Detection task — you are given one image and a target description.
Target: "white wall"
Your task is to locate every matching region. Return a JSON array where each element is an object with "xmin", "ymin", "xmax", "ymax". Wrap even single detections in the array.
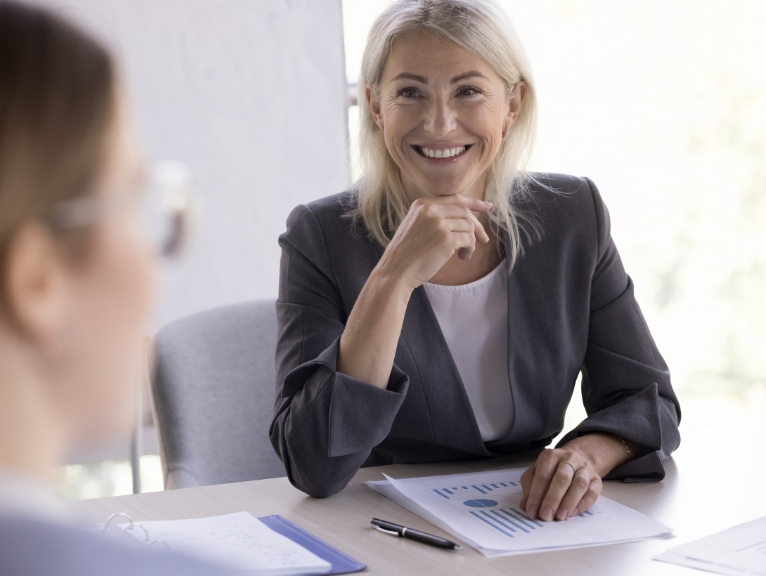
[{"xmin": 37, "ymin": 0, "xmax": 349, "ymax": 328}]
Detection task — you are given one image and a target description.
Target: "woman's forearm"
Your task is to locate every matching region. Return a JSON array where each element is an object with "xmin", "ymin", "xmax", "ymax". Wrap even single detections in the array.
[
  {"xmin": 337, "ymin": 266, "xmax": 413, "ymax": 389},
  {"xmin": 561, "ymin": 433, "xmax": 641, "ymax": 477}
]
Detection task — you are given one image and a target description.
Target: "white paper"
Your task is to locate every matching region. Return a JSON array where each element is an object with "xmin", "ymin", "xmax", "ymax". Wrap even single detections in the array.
[
  {"xmin": 119, "ymin": 512, "xmax": 331, "ymax": 575},
  {"xmin": 655, "ymin": 515, "xmax": 766, "ymax": 575},
  {"xmin": 367, "ymin": 468, "xmax": 673, "ymax": 557}
]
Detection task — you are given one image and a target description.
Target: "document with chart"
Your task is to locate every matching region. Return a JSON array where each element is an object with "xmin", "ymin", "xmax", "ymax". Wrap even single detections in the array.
[
  {"xmin": 655, "ymin": 515, "xmax": 766, "ymax": 575},
  {"xmin": 367, "ymin": 468, "xmax": 673, "ymax": 557}
]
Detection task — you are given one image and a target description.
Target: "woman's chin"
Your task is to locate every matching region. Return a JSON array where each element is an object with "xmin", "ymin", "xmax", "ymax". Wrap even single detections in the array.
[
  {"xmin": 412, "ymin": 178, "xmax": 472, "ymax": 199},
  {"xmin": 427, "ymin": 189, "xmax": 462, "ymax": 198}
]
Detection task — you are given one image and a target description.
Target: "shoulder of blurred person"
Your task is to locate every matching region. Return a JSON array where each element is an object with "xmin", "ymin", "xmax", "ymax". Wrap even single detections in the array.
[{"xmin": 0, "ymin": 515, "xmax": 238, "ymax": 576}]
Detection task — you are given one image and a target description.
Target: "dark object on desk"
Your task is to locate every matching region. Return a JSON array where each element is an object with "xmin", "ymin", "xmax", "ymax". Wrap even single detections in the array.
[
  {"xmin": 260, "ymin": 515, "xmax": 366, "ymax": 574},
  {"xmin": 370, "ymin": 518, "xmax": 462, "ymax": 551}
]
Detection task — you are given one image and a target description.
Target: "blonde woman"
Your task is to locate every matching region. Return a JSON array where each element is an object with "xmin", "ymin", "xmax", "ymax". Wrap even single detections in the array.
[
  {"xmin": 0, "ymin": 3, "xmax": 236, "ymax": 574},
  {"xmin": 271, "ymin": 0, "xmax": 680, "ymax": 523}
]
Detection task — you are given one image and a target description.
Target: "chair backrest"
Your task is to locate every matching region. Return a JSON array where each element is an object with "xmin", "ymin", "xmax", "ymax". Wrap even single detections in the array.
[{"xmin": 150, "ymin": 299, "xmax": 285, "ymax": 489}]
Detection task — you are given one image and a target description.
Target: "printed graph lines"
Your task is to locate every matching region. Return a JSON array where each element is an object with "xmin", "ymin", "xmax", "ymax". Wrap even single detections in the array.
[
  {"xmin": 736, "ymin": 538, "xmax": 766, "ymax": 555},
  {"xmin": 468, "ymin": 508, "xmax": 544, "ymax": 539},
  {"xmin": 432, "ymin": 481, "xmax": 519, "ymax": 499}
]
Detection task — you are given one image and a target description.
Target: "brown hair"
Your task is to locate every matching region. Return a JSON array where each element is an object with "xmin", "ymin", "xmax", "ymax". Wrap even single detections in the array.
[{"xmin": 0, "ymin": 1, "xmax": 116, "ymax": 275}]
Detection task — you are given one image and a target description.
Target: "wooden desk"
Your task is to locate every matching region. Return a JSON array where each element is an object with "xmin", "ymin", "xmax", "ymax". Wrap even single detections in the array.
[{"xmin": 67, "ymin": 424, "xmax": 766, "ymax": 575}]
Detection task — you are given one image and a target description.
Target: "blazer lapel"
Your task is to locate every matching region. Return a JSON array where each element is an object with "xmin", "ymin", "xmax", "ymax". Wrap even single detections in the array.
[
  {"xmin": 369, "ymin": 240, "xmax": 488, "ymax": 455},
  {"xmin": 497, "ymin": 229, "xmax": 564, "ymax": 445},
  {"xmin": 401, "ymin": 286, "xmax": 490, "ymax": 455}
]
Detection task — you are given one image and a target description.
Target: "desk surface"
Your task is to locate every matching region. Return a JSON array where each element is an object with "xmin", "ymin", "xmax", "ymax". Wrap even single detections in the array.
[{"xmin": 67, "ymin": 424, "xmax": 766, "ymax": 575}]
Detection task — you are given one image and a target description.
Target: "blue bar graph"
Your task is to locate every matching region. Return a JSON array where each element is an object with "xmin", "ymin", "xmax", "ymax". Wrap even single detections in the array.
[
  {"xmin": 468, "ymin": 507, "xmax": 544, "ymax": 539},
  {"xmin": 431, "ymin": 480, "xmax": 520, "ymax": 500}
]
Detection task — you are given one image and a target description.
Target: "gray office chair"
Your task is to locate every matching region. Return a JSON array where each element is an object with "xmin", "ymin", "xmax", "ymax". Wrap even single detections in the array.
[{"xmin": 150, "ymin": 299, "xmax": 286, "ymax": 489}]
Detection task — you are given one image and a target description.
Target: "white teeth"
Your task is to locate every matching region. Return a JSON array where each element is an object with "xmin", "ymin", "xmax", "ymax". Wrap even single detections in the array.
[{"xmin": 420, "ymin": 146, "xmax": 466, "ymax": 158}]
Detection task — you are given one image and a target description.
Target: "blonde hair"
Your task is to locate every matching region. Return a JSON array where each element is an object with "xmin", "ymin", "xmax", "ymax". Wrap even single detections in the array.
[{"xmin": 351, "ymin": 0, "xmax": 539, "ymax": 266}]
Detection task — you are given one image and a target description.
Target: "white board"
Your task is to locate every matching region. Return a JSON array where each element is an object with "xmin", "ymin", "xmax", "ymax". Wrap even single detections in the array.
[{"xmin": 31, "ymin": 0, "xmax": 349, "ymax": 328}]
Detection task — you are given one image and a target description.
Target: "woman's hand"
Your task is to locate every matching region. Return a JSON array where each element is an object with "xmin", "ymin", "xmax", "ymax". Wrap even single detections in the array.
[
  {"xmin": 519, "ymin": 447, "xmax": 602, "ymax": 522},
  {"xmin": 519, "ymin": 433, "xmax": 637, "ymax": 521},
  {"xmin": 337, "ymin": 193, "xmax": 491, "ymax": 389},
  {"xmin": 376, "ymin": 194, "xmax": 492, "ymax": 290}
]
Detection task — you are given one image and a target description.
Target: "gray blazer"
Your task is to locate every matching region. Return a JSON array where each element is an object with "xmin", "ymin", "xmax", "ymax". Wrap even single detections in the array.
[{"xmin": 270, "ymin": 173, "xmax": 681, "ymax": 498}]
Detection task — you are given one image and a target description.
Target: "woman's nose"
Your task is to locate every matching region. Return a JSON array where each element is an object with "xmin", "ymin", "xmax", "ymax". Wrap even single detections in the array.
[{"xmin": 423, "ymin": 98, "xmax": 457, "ymax": 137}]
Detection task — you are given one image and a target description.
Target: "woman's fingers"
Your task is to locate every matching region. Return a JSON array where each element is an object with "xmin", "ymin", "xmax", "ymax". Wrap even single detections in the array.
[
  {"xmin": 519, "ymin": 463, "xmax": 535, "ymax": 513},
  {"xmin": 522, "ymin": 448, "xmax": 603, "ymax": 522},
  {"xmin": 553, "ymin": 467, "xmax": 592, "ymax": 520},
  {"xmin": 428, "ymin": 193, "xmax": 493, "ymax": 213},
  {"xmin": 571, "ymin": 476, "xmax": 602, "ymax": 517},
  {"xmin": 537, "ymin": 460, "xmax": 582, "ymax": 521},
  {"xmin": 444, "ymin": 196, "xmax": 491, "ymax": 244},
  {"xmin": 523, "ymin": 450, "xmax": 560, "ymax": 520},
  {"xmin": 389, "ymin": 193, "xmax": 493, "ymax": 285},
  {"xmin": 452, "ymin": 231, "xmax": 477, "ymax": 260},
  {"xmin": 419, "ymin": 194, "xmax": 492, "ymax": 244},
  {"xmin": 436, "ymin": 203, "xmax": 490, "ymax": 244},
  {"xmin": 439, "ymin": 210, "xmax": 482, "ymax": 260}
]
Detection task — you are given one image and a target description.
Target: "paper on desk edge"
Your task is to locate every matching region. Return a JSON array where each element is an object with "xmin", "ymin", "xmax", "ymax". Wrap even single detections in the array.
[{"xmin": 368, "ymin": 475, "xmax": 674, "ymax": 558}]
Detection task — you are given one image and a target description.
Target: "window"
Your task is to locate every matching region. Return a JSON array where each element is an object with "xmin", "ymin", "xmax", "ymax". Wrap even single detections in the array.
[{"xmin": 343, "ymin": 0, "xmax": 766, "ymax": 433}]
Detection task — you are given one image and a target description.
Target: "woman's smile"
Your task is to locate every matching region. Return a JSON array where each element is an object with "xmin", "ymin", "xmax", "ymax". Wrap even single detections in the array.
[
  {"xmin": 370, "ymin": 31, "xmax": 517, "ymax": 201},
  {"xmin": 413, "ymin": 143, "xmax": 471, "ymax": 161}
]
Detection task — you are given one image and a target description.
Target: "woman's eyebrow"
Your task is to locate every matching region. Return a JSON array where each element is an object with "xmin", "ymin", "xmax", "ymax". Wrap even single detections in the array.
[
  {"xmin": 451, "ymin": 71, "xmax": 489, "ymax": 83},
  {"xmin": 391, "ymin": 72, "xmax": 428, "ymax": 83}
]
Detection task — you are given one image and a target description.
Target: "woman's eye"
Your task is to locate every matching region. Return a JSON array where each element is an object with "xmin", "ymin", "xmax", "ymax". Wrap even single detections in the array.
[
  {"xmin": 457, "ymin": 86, "xmax": 480, "ymax": 97},
  {"xmin": 397, "ymin": 87, "xmax": 420, "ymax": 98}
]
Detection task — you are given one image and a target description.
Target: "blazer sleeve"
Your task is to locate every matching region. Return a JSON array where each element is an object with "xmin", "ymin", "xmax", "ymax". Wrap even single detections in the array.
[
  {"xmin": 556, "ymin": 178, "xmax": 682, "ymax": 482},
  {"xmin": 269, "ymin": 204, "xmax": 410, "ymax": 498}
]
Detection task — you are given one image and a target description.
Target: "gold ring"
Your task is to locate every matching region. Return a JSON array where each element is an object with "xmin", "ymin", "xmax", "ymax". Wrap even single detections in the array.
[{"xmin": 561, "ymin": 461, "xmax": 577, "ymax": 474}]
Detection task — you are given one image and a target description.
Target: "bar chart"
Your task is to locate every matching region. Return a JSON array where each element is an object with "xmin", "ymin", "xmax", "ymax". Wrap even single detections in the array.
[{"xmin": 431, "ymin": 480, "xmax": 520, "ymax": 500}]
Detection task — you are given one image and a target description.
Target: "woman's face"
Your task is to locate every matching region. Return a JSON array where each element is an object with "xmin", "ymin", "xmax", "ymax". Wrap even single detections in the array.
[
  {"xmin": 369, "ymin": 31, "xmax": 524, "ymax": 202},
  {"xmin": 53, "ymin": 106, "xmax": 156, "ymax": 445}
]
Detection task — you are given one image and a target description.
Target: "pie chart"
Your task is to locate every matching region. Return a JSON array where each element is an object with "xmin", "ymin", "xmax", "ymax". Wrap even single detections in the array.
[{"xmin": 463, "ymin": 499, "xmax": 498, "ymax": 508}]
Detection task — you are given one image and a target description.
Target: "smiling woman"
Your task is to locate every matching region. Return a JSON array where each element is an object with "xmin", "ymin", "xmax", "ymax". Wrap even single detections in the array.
[
  {"xmin": 270, "ymin": 0, "xmax": 681, "ymax": 524},
  {"xmin": 353, "ymin": 1, "xmax": 537, "ymax": 266}
]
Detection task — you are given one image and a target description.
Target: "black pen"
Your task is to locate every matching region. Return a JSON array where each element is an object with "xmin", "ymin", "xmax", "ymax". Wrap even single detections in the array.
[{"xmin": 370, "ymin": 518, "xmax": 462, "ymax": 551}]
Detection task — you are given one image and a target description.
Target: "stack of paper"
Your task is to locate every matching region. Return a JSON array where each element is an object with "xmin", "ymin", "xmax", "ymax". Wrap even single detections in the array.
[
  {"xmin": 655, "ymin": 515, "xmax": 766, "ymax": 575},
  {"xmin": 119, "ymin": 512, "xmax": 331, "ymax": 575},
  {"xmin": 367, "ymin": 468, "xmax": 673, "ymax": 557}
]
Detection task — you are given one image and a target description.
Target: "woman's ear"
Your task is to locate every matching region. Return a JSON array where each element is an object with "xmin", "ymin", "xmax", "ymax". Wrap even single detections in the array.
[
  {"xmin": 366, "ymin": 85, "xmax": 385, "ymax": 132},
  {"xmin": 4, "ymin": 222, "xmax": 69, "ymax": 348},
  {"xmin": 503, "ymin": 81, "xmax": 527, "ymax": 135}
]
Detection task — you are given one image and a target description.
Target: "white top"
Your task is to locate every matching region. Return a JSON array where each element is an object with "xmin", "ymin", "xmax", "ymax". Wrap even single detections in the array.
[
  {"xmin": 0, "ymin": 469, "xmax": 71, "ymax": 524},
  {"xmin": 424, "ymin": 260, "xmax": 513, "ymax": 442}
]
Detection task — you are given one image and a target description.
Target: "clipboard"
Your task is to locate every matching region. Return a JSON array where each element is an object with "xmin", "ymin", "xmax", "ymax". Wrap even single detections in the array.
[{"xmin": 258, "ymin": 515, "xmax": 366, "ymax": 574}]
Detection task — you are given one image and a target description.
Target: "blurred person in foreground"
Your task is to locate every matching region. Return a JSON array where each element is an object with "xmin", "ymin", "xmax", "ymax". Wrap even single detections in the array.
[
  {"xmin": 0, "ymin": 2, "xmax": 234, "ymax": 574},
  {"xmin": 272, "ymin": 0, "xmax": 681, "ymax": 520}
]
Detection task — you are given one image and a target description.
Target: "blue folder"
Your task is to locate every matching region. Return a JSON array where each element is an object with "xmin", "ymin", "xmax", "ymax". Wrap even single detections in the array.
[{"xmin": 258, "ymin": 515, "xmax": 366, "ymax": 574}]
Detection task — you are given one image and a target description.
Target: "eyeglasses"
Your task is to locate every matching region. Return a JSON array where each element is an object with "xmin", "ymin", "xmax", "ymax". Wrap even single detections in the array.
[{"xmin": 46, "ymin": 161, "xmax": 199, "ymax": 259}]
